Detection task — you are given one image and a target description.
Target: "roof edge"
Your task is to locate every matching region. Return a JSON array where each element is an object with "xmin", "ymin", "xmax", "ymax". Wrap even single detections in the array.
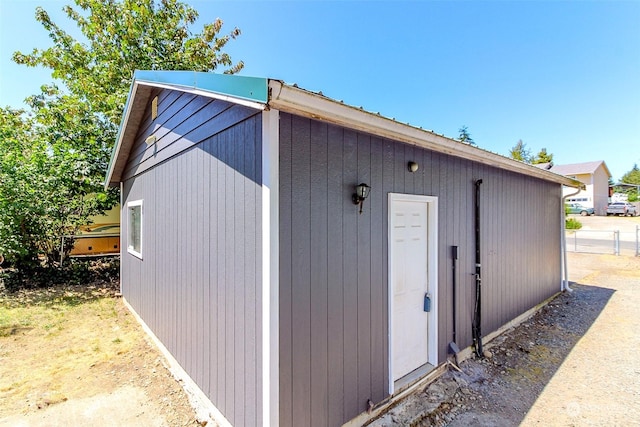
[
  {"xmin": 106, "ymin": 73, "xmax": 585, "ymax": 190},
  {"xmin": 551, "ymin": 160, "xmax": 612, "ymax": 179},
  {"xmin": 134, "ymin": 70, "xmax": 269, "ymax": 104},
  {"xmin": 267, "ymin": 80, "xmax": 583, "ymax": 189},
  {"xmin": 105, "ymin": 80, "xmax": 140, "ymax": 188}
]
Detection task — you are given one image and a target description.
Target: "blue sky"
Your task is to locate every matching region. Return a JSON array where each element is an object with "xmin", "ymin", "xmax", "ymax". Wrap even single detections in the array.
[{"xmin": 1, "ymin": 0, "xmax": 639, "ymax": 180}]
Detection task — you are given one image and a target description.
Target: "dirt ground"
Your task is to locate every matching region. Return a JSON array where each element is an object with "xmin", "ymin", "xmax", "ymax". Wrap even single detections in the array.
[
  {"xmin": 370, "ymin": 252, "xmax": 640, "ymax": 426},
  {"xmin": 0, "ymin": 282, "xmax": 200, "ymax": 427}
]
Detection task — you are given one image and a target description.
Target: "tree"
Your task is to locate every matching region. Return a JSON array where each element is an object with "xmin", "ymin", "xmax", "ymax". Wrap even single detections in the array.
[
  {"xmin": 507, "ymin": 142, "xmax": 554, "ymax": 165},
  {"xmin": 13, "ymin": 0, "xmax": 244, "ymax": 125},
  {"xmin": 509, "ymin": 139, "xmax": 532, "ymax": 163},
  {"xmin": 458, "ymin": 125, "xmax": 475, "ymax": 145},
  {"xmin": 620, "ymin": 164, "xmax": 640, "ymax": 184},
  {"xmin": 0, "ymin": 100, "xmax": 117, "ymax": 270},
  {"xmin": 5, "ymin": 0, "xmax": 244, "ymax": 269},
  {"xmin": 531, "ymin": 148, "xmax": 553, "ymax": 165},
  {"xmin": 0, "ymin": 108, "xmax": 44, "ymax": 269},
  {"xmin": 619, "ymin": 164, "xmax": 640, "ymax": 202}
]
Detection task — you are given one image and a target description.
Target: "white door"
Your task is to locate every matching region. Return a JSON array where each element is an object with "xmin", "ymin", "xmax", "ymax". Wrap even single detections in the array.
[{"xmin": 389, "ymin": 194, "xmax": 436, "ymax": 383}]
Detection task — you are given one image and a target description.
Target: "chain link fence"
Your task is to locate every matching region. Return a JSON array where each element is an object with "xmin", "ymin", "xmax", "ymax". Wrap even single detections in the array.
[{"xmin": 565, "ymin": 225, "xmax": 640, "ymax": 256}]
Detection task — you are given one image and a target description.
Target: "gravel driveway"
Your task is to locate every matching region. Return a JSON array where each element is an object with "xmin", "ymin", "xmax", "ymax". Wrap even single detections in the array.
[
  {"xmin": 521, "ymin": 253, "xmax": 640, "ymax": 426},
  {"xmin": 369, "ymin": 252, "xmax": 640, "ymax": 426}
]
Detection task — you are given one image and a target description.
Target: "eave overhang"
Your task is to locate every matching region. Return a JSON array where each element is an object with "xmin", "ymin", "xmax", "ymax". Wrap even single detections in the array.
[{"xmin": 267, "ymin": 80, "xmax": 584, "ymax": 190}]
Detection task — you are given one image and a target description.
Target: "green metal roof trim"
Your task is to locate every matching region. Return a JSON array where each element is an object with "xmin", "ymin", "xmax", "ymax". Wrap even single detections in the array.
[{"xmin": 134, "ymin": 70, "xmax": 268, "ymax": 103}]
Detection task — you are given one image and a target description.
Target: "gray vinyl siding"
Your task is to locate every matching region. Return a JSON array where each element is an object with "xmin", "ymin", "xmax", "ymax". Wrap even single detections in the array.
[
  {"xmin": 278, "ymin": 113, "xmax": 562, "ymax": 426},
  {"xmin": 120, "ymin": 89, "xmax": 263, "ymax": 427}
]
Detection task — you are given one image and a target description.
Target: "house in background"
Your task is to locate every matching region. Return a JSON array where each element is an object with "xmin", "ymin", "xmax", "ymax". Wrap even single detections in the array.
[
  {"xmin": 106, "ymin": 71, "xmax": 581, "ymax": 427},
  {"xmin": 548, "ymin": 161, "xmax": 611, "ymax": 215}
]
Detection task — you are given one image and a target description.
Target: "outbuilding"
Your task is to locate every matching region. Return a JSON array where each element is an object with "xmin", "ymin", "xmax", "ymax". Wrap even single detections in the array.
[{"xmin": 106, "ymin": 70, "xmax": 581, "ymax": 427}]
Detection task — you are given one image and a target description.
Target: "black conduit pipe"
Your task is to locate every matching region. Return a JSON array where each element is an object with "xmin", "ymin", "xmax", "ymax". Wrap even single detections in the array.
[
  {"xmin": 472, "ymin": 179, "xmax": 484, "ymax": 358},
  {"xmin": 452, "ymin": 246, "xmax": 458, "ymax": 346}
]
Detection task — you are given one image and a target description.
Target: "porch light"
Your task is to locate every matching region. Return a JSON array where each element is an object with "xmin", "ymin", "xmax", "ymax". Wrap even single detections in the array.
[{"xmin": 352, "ymin": 183, "xmax": 371, "ymax": 214}]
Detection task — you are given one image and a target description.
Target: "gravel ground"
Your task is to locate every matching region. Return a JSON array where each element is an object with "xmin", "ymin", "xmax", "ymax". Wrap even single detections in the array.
[{"xmin": 369, "ymin": 252, "xmax": 640, "ymax": 426}]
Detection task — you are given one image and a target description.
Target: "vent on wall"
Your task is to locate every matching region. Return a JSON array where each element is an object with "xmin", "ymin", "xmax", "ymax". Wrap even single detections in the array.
[{"xmin": 151, "ymin": 96, "xmax": 158, "ymax": 120}]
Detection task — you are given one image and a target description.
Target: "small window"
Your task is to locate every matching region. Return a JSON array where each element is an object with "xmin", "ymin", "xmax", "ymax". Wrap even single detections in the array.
[{"xmin": 127, "ymin": 200, "xmax": 143, "ymax": 259}]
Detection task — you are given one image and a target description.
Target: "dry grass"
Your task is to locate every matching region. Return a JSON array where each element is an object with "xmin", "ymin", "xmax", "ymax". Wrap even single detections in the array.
[
  {"xmin": 0, "ymin": 284, "xmax": 147, "ymax": 414},
  {"xmin": 0, "ymin": 280, "xmax": 199, "ymax": 426}
]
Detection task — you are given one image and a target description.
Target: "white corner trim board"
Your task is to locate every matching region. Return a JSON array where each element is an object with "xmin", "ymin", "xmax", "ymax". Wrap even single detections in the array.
[
  {"xmin": 119, "ymin": 182, "xmax": 124, "ymax": 295},
  {"xmin": 261, "ymin": 109, "xmax": 280, "ymax": 427}
]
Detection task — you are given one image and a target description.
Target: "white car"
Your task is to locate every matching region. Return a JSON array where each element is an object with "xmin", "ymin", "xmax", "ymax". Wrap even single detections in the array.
[{"xmin": 606, "ymin": 202, "xmax": 638, "ymax": 216}]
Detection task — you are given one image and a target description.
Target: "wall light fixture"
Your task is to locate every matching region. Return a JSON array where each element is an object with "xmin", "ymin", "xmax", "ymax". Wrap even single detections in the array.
[{"xmin": 352, "ymin": 183, "xmax": 371, "ymax": 214}]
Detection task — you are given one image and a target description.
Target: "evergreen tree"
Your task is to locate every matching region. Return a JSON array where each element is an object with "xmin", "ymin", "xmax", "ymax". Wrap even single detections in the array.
[
  {"xmin": 458, "ymin": 125, "xmax": 475, "ymax": 145},
  {"xmin": 532, "ymin": 148, "xmax": 553, "ymax": 164},
  {"xmin": 509, "ymin": 139, "xmax": 532, "ymax": 163}
]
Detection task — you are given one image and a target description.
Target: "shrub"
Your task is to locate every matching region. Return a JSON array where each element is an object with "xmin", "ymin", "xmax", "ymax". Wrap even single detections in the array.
[
  {"xmin": 565, "ymin": 218, "xmax": 582, "ymax": 230},
  {"xmin": 0, "ymin": 257, "xmax": 119, "ymax": 293}
]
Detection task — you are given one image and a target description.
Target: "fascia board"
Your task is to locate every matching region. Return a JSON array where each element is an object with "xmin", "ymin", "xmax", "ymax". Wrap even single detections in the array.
[
  {"xmin": 105, "ymin": 81, "xmax": 140, "ymax": 188},
  {"xmin": 267, "ymin": 80, "xmax": 584, "ymax": 190}
]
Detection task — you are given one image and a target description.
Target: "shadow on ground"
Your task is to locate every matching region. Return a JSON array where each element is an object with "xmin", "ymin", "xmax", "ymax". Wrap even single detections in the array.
[
  {"xmin": 447, "ymin": 283, "xmax": 614, "ymax": 427},
  {"xmin": 369, "ymin": 282, "xmax": 615, "ymax": 426}
]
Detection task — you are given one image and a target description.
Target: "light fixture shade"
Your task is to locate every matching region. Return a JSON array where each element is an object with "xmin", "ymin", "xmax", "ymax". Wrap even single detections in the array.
[
  {"xmin": 353, "ymin": 183, "xmax": 371, "ymax": 214},
  {"xmin": 356, "ymin": 183, "xmax": 371, "ymax": 199}
]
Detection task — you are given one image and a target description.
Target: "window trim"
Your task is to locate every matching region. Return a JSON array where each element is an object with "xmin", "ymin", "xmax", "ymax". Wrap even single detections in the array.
[{"xmin": 127, "ymin": 199, "xmax": 143, "ymax": 259}]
